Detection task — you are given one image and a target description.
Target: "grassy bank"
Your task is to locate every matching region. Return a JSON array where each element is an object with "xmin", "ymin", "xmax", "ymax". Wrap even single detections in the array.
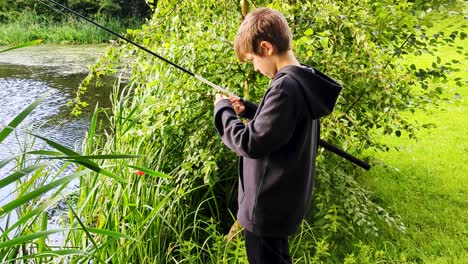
[
  {"xmin": 357, "ymin": 14, "xmax": 467, "ymax": 263},
  {"xmin": 0, "ymin": 10, "xmax": 143, "ymax": 45}
]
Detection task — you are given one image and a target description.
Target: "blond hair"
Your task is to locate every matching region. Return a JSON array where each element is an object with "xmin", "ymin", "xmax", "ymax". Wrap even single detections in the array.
[{"xmin": 234, "ymin": 8, "xmax": 292, "ymax": 61}]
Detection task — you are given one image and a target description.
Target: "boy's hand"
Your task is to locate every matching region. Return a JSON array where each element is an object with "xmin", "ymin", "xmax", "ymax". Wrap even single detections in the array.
[
  {"xmin": 225, "ymin": 220, "xmax": 243, "ymax": 242},
  {"xmin": 214, "ymin": 93, "xmax": 229, "ymax": 105},
  {"xmin": 214, "ymin": 94, "xmax": 245, "ymax": 116},
  {"xmin": 229, "ymin": 97, "xmax": 245, "ymax": 115}
]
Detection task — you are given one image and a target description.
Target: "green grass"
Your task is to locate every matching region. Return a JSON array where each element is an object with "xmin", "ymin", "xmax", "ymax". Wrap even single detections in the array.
[
  {"xmin": 358, "ymin": 14, "xmax": 468, "ymax": 263},
  {"xmin": 0, "ymin": 10, "xmax": 143, "ymax": 45}
]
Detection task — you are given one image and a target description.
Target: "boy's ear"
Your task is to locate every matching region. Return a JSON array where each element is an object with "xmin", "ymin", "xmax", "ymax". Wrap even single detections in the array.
[{"xmin": 259, "ymin": 41, "xmax": 275, "ymax": 56}]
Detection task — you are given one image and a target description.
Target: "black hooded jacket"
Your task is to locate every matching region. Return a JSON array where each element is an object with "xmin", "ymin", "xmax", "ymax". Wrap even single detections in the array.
[{"xmin": 214, "ymin": 65, "xmax": 341, "ymax": 236}]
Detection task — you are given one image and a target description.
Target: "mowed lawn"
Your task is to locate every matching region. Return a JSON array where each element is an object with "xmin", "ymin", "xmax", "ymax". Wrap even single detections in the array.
[{"xmin": 359, "ymin": 14, "xmax": 467, "ymax": 263}]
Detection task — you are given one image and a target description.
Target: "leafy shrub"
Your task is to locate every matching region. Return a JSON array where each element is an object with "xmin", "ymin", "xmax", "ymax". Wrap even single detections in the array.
[{"xmin": 0, "ymin": 0, "xmax": 151, "ymax": 22}]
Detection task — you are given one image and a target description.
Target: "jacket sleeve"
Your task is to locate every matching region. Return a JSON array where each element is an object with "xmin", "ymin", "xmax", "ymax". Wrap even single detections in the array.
[
  {"xmin": 214, "ymin": 87, "xmax": 297, "ymax": 159},
  {"xmin": 238, "ymin": 100, "xmax": 258, "ymax": 120}
]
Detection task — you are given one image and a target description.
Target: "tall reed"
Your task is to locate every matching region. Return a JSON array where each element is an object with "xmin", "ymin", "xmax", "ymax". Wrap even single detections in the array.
[
  {"xmin": 0, "ymin": 40, "xmax": 246, "ymax": 263},
  {"xmin": 0, "ymin": 92, "xmax": 154, "ymax": 262},
  {"xmin": 63, "ymin": 76, "xmax": 246, "ymax": 263}
]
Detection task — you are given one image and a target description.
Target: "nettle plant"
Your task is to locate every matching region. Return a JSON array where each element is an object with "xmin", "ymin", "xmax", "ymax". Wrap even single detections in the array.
[{"xmin": 72, "ymin": 0, "xmax": 463, "ymax": 258}]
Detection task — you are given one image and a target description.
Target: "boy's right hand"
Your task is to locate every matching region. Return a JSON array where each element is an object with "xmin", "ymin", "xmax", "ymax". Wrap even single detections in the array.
[{"xmin": 229, "ymin": 97, "xmax": 245, "ymax": 116}]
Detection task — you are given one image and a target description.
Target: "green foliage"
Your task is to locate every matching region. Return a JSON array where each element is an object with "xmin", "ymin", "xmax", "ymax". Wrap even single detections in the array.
[
  {"xmin": 0, "ymin": 0, "xmax": 151, "ymax": 22},
  {"xmin": 287, "ymin": 0, "xmax": 465, "ymax": 152},
  {"xmin": 0, "ymin": 0, "xmax": 151, "ymax": 44},
  {"xmin": 0, "ymin": 9, "xmax": 143, "ymax": 45},
  {"xmin": 0, "ymin": 39, "xmax": 43, "ymax": 53},
  {"xmin": 0, "ymin": 95, "xmax": 147, "ymax": 263},
  {"xmin": 2, "ymin": 0, "xmax": 465, "ymax": 263}
]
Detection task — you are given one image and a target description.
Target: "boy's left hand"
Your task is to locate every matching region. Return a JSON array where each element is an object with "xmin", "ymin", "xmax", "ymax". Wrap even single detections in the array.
[{"xmin": 214, "ymin": 94, "xmax": 229, "ymax": 105}]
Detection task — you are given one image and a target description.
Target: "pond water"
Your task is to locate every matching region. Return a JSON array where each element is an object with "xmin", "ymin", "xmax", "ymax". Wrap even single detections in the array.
[{"xmin": 0, "ymin": 45, "xmax": 113, "ymax": 233}]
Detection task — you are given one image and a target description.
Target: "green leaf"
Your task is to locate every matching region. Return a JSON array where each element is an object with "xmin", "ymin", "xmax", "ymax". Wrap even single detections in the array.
[
  {"xmin": 0, "ymin": 39, "xmax": 43, "ymax": 54},
  {"xmin": 28, "ymin": 150, "xmax": 63, "ymax": 156},
  {"xmin": 0, "ymin": 94, "xmax": 47, "ymax": 144},
  {"xmin": 66, "ymin": 198, "xmax": 100, "ymax": 254},
  {"xmin": 120, "ymin": 103, "xmax": 147, "ymax": 135},
  {"xmin": 0, "ymin": 169, "xmax": 90, "ymax": 215},
  {"xmin": 9, "ymin": 249, "xmax": 88, "ymax": 261},
  {"xmin": 38, "ymin": 212, "xmax": 48, "ymax": 252},
  {"xmin": 126, "ymin": 165, "xmax": 172, "ymax": 178},
  {"xmin": 41, "ymin": 154, "xmax": 143, "ymax": 160},
  {"xmin": 0, "ymin": 156, "xmax": 16, "ymax": 170},
  {"xmin": 0, "ymin": 151, "xmax": 61, "ymax": 171},
  {"xmin": 146, "ymin": 0, "xmax": 158, "ymax": 11},
  {"xmin": 73, "ymin": 160, "xmax": 126, "ymax": 183},
  {"xmin": 0, "ymin": 229, "xmax": 68, "ymax": 249},
  {"xmin": 88, "ymin": 104, "xmax": 99, "ymax": 150},
  {"xmin": 304, "ymin": 28, "xmax": 314, "ymax": 36},
  {"xmin": 137, "ymin": 189, "xmax": 175, "ymax": 240},
  {"xmin": 32, "ymin": 134, "xmax": 81, "ymax": 156},
  {"xmin": 0, "ymin": 227, "xmax": 133, "ymax": 252},
  {"xmin": 88, "ymin": 228, "xmax": 137, "ymax": 241},
  {"xmin": 1, "ymin": 191, "xmax": 73, "ymax": 238},
  {"xmin": 32, "ymin": 134, "xmax": 127, "ymax": 183},
  {"xmin": 0, "ymin": 162, "xmax": 51, "ymax": 189}
]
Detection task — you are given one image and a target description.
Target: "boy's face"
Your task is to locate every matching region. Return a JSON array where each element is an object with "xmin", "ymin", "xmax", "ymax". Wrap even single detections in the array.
[{"xmin": 245, "ymin": 51, "xmax": 277, "ymax": 80}]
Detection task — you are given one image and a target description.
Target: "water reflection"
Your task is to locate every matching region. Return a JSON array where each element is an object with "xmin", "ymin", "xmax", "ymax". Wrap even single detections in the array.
[{"xmin": 0, "ymin": 64, "xmax": 112, "ymax": 158}]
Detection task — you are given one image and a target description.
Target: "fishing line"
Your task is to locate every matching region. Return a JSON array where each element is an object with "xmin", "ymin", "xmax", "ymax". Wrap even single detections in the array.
[{"xmin": 37, "ymin": 0, "xmax": 370, "ymax": 170}]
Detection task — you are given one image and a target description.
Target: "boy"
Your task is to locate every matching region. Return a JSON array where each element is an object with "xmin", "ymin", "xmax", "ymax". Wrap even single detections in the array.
[{"xmin": 213, "ymin": 8, "xmax": 342, "ymax": 263}]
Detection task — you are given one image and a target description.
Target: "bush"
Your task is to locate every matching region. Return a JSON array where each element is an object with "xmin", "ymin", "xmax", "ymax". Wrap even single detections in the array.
[{"xmin": 0, "ymin": 0, "xmax": 151, "ymax": 22}]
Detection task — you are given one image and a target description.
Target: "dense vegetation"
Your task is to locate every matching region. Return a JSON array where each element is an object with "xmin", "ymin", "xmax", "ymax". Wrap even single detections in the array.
[
  {"xmin": 0, "ymin": 0, "xmax": 151, "ymax": 21},
  {"xmin": 0, "ymin": 0, "xmax": 466, "ymax": 263},
  {"xmin": 0, "ymin": 0, "xmax": 151, "ymax": 45}
]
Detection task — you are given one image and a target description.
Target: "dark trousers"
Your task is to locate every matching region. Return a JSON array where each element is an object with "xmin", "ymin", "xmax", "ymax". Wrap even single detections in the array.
[{"xmin": 244, "ymin": 229, "xmax": 293, "ymax": 264}]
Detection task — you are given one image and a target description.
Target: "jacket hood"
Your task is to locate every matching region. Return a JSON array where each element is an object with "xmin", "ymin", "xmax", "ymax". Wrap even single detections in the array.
[{"xmin": 275, "ymin": 65, "xmax": 342, "ymax": 119}]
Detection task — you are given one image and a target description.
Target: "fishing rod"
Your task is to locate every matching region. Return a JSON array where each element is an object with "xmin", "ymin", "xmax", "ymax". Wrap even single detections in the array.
[
  {"xmin": 39, "ymin": 0, "xmax": 370, "ymax": 170},
  {"xmin": 38, "ymin": 0, "xmax": 237, "ymax": 98}
]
